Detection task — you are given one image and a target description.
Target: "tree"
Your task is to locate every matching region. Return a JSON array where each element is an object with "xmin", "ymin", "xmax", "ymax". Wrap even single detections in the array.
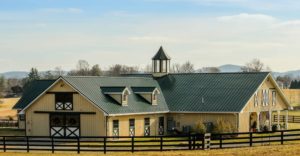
[
  {"xmin": 90, "ymin": 64, "xmax": 103, "ymax": 76},
  {"xmin": 28, "ymin": 68, "xmax": 40, "ymax": 81},
  {"xmin": 201, "ymin": 67, "xmax": 220, "ymax": 73},
  {"xmin": 68, "ymin": 60, "xmax": 90, "ymax": 76},
  {"xmin": 43, "ymin": 71, "xmax": 55, "ymax": 79},
  {"xmin": 0, "ymin": 76, "xmax": 5, "ymax": 97},
  {"xmin": 108, "ymin": 64, "xmax": 139, "ymax": 76},
  {"xmin": 76, "ymin": 60, "xmax": 90, "ymax": 76},
  {"xmin": 277, "ymin": 75, "xmax": 292, "ymax": 89},
  {"xmin": 53, "ymin": 66, "xmax": 65, "ymax": 77},
  {"xmin": 171, "ymin": 61, "xmax": 195, "ymax": 73},
  {"xmin": 241, "ymin": 59, "xmax": 271, "ymax": 72}
]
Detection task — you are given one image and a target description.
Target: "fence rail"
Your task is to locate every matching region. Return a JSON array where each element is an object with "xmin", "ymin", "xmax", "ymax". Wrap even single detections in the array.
[
  {"xmin": 0, "ymin": 120, "xmax": 18, "ymax": 128},
  {"xmin": 1, "ymin": 129, "xmax": 300, "ymax": 154},
  {"xmin": 273, "ymin": 115, "xmax": 300, "ymax": 123}
]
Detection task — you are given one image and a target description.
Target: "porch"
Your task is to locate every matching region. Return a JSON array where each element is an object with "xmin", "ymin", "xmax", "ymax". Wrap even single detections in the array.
[{"xmin": 249, "ymin": 110, "xmax": 289, "ymax": 132}]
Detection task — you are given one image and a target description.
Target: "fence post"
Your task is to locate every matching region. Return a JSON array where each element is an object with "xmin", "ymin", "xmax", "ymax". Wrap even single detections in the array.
[
  {"xmin": 51, "ymin": 137, "xmax": 54, "ymax": 153},
  {"xmin": 193, "ymin": 135, "xmax": 196, "ymax": 150},
  {"xmin": 219, "ymin": 134, "xmax": 223, "ymax": 149},
  {"xmin": 202, "ymin": 135, "xmax": 205, "ymax": 150},
  {"xmin": 104, "ymin": 137, "xmax": 106, "ymax": 154},
  {"xmin": 281, "ymin": 131, "xmax": 284, "ymax": 145},
  {"xmin": 160, "ymin": 136, "xmax": 163, "ymax": 151},
  {"xmin": 250, "ymin": 133, "xmax": 253, "ymax": 147},
  {"xmin": 77, "ymin": 137, "xmax": 80, "ymax": 154},
  {"xmin": 188, "ymin": 135, "xmax": 192, "ymax": 150},
  {"xmin": 131, "ymin": 137, "xmax": 134, "ymax": 153},
  {"xmin": 3, "ymin": 136, "xmax": 6, "ymax": 152},
  {"xmin": 26, "ymin": 136, "xmax": 29, "ymax": 152}
]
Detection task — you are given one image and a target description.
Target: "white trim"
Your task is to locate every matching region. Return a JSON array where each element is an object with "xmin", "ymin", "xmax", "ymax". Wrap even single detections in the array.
[
  {"xmin": 21, "ymin": 77, "xmax": 108, "ymax": 116},
  {"xmin": 61, "ymin": 77, "xmax": 109, "ymax": 115},
  {"xmin": 170, "ymin": 111, "xmax": 239, "ymax": 114},
  {"xmin": 20, "ymin": 78, "xmax": 62, "ymax": 114},
  {"xmin": 240, "ymin": 73, "xmax": 292, "ymax": 113},
  {"xmin": 109, "ymin": 111, "xmax": 169, "ymax": 116}
]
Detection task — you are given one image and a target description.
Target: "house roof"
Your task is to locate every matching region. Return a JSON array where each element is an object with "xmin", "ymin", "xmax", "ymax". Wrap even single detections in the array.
[
  {"xmin": 61, "ymin": 76, "xmax": 169, "ymax": 115},
  {"xmin": 14, "ymin": 72, "xmax": 274, "ymax": 114},
  {"xmin": 131, "ymin": 87, "xmax": 157, "ymax": 93},
  {"xmin": 157, "ymin": 72, "xmax": 270, "ymax": 112},
  {"xmin": 13, "ymin": 80, "xmax": 56, "ymax": 109},
  {"xmin": 101, "ymin": 87, "xmax": 127, "ymax": 94},
  {"xmin": 152, "ymin": 46, "xmax": 171, "ymax": 60}
]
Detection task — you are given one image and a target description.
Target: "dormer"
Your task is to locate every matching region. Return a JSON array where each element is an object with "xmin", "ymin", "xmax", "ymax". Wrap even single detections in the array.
[
  {"xmin": 101, "ymin": 87, "xmax": 131, "ymax": 106},
  {"xmin": 132, "ymin": 87, "xmax": 160, "ymax": 105},
  {"xmin": 152, "ymin": 46, "xmax": 171, "ymax": 77}
]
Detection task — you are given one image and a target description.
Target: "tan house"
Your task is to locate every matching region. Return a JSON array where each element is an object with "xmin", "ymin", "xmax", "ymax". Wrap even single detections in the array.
[{"xmin": 14, "ymin": 47, "xmax": 292, "ymax": 137}]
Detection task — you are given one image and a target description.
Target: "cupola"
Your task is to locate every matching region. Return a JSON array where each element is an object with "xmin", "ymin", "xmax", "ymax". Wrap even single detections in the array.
[{"xmin": 152, "ymin": 46, "xmax": 171, "ymax": 77}]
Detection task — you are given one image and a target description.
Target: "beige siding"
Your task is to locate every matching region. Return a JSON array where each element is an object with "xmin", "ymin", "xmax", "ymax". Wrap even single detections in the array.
[
  {"xmin": 240, "ymin": 76, "xmax": 289, "ymax": 131},
  {"xmin": 169, "ymin": 113, "xmax": 238, "ymax": 132},
  {"xmin": 107, "ymin": 114, "xmax": 166, "ymax": 136},
  {"xmin": 283, "ymin": 89, "xmax": 300, "ymax": 106},
  {"xmin": 25, "ymin": 80, "xmax": 106, "ymax": 136}
]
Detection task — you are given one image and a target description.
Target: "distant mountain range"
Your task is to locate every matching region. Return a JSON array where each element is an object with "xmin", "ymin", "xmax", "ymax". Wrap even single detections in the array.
[
  {"xmin": 218, "ymin": 64, "xmax": 300, "ymax": 78},
  {"xmin": 1, "ymin": 65, "xmax": 300, "ymax": 79}
]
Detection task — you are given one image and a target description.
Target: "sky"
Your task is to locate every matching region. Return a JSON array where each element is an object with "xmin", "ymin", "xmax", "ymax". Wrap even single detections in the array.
[{"xmin": 1, "ymin": 0, "xmax": 300, "ymax": 73}]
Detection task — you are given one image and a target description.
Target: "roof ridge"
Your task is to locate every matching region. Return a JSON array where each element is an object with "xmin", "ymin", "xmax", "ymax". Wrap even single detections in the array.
[
  {"xmin": 168, "ymin": 72, "xmax": 270, "ymax": 75},
  {"xmin": 62, "ymin": 76, "xmax": 154, "ymax": 80}
]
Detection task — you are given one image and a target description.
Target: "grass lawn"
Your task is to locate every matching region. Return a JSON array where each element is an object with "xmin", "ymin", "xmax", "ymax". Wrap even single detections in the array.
[
  {"xmin": 0, "ymin": 98, "xmax": 20, "ymax": 120},
  {"xmin": 1, "ymin": 144, "xmax": 300, "ymax": 156},
  {"xmin": 0, "ymin": 128, "xmax": 25, "ymax": 136}
]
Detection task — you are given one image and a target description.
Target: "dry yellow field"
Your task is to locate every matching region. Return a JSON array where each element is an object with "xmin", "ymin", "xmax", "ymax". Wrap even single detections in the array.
[
  {"xmin": 0, "ymin": 144, "xmax": 300, "ymax": 156},
  {"xmin": 0, "ymin": 98, "xmax": 20, "ymax": 120}
]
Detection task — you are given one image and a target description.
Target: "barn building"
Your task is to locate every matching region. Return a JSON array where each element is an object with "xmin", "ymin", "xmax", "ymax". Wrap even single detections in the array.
[{"xmin": 14, "ymin": 47, "xmax": 292, "ymax": 137}]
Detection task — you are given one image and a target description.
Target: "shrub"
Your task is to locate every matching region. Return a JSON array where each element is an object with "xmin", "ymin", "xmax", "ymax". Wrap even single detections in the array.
[
  {"xmin": 195, "ymin": 121, "xmax": 206, "ymax": 134},
  {"xmin": 7, "ymin": 116, "xmax": 14, "ymax": 121},
  {"xmin": 213, "ymin": 118, "xmax": 237, "ymax": 133}
]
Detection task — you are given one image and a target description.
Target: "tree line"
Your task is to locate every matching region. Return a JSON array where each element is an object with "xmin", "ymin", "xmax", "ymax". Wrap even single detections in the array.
[{"xmin": 0, "ymin": 58, "xmax": 297, "ymax": 97}]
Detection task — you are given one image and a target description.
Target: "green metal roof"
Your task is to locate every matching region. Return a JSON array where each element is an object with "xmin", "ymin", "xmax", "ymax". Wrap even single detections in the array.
[
  {"xmin": 13, "ymin": 80, "xmax": 56, "ymax": 109},
  {"xmin": 100, "ymin": 87, "xmax": 126, "ymax": 94},
  {"xmin": 14, "ymin": 72, "xmax": 270, "ymax": 114},
  {"xmin": 62, "ymin": 76, "xmax": 169, "ymax": 114},
  {"xmin": 157, "ymin": 72, "xmax": 269, "ymax": 112},
  {"xmin": 152, "ymin": 46, "xmax": 171, "ymax": 60},
  {"xmin": 131, "ymin": 87, "xmax": 157, "ymax": 93}
]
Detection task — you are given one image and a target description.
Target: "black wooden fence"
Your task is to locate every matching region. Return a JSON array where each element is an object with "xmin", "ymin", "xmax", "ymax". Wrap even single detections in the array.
[
  {"xmin": 273, "ymin": 115, "xmax": 300, "ymax": 123},
  {"xmin": 1, "ymin": 129, "xmax": 300, "ymax": 154},
  {"xmin": 0, "ymin": 120, "xmax": 18, "ymax": 128}
]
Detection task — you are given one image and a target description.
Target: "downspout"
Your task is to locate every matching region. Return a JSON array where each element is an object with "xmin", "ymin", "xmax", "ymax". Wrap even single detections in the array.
[{"xmin": 105, "ymin": 116, "xmax": 108, "ymax": 136}]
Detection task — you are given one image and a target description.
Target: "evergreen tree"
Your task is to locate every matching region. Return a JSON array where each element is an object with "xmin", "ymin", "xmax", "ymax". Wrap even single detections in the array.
[
  {"xmin": 290, "ymin": 80, "xmax": 296, "ymax": 89},
  {"xmin": 90, "ymin": 64, "xmax": 102, "ymax": 76},
  {"xmin": 28, "ymin": 68, "xmax": 40, "ymax": 81}
]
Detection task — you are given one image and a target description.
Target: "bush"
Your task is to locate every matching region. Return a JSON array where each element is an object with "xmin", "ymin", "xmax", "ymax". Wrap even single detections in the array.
[
  {"xmin": 195, "ymin": 121, "xmax": 206, "ymax": 134},
  {"xmin": 213, "ymin": 118, "xmax": 237, "ymax": 133}
]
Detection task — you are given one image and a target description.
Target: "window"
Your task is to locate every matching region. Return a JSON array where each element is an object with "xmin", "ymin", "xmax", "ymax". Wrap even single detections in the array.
[
  {"xmin": 144, "ymin": 118, "xmax": 150, "ymax": 136},
  {"xmin": 19, "ymin": 114, "xmax": 25, "ymax": 121},
  {"xmin": 122, "ymin": 90, "xmax": 129, "ymax": 105},
  {"xmin": 129, "ymin": 119, "xmax": 135, "ymax": 136},
  {"xmin": 113, "ymin": 120, "xmax": 119, "ymax": 137},
  {"xmin": 254, "ymin": 92, "xmax": 258, "ymax": 107},
  {"xmin": 272, "ymin": 91, "xmax": 277, "ymax": 106},
  {"xmin": 262, "ymin": 89, "xmax": 269, "ymax": 106},
  {"xmin": 159, "ymin": 117, "xmax": 164, "ymax": 135},
  {"xmin": 55, "ymin": 93, "xmax": 73, "ymax": 110}
]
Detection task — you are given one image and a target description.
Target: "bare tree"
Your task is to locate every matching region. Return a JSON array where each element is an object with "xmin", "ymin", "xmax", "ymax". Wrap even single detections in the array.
[
  {"xmin": 241, "ymin": 59, "xmax": 271, "ymax": 72},
  {"xmin": 143, "ymin": 64, "xmax": 152, "ymax": 73},
  {"xmin": 54, "ymin": 66, "xmax": 65, "ymax": 76},
  {"xmin": 108, "ymin": 64, "xmax": 139, "ymax": 76},
  {"xmin": 76, "ymin": 60, "xmax": 90, "ymax": 76},
  {"xmin": 276, "ymin": 75, "xmax": 292, "ymax": 89},
  {"xmin": 171, "ymin": 61, "xmax": 195, "ymax": 73},
  {"xmin": 201, "ymin": 67, "xmax": 220, "ymax": 73}
]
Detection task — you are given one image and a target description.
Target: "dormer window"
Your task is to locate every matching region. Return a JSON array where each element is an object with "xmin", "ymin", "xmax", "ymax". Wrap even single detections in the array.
[
  {"xmin": 101, "ymin": 87, "xmax": 130, "ymax": 106},
  {"xmin": 55, "ymin": 93, "xmax": 73, "ymax": 110},
  {"xmin": 132, "ymin": 87, "xmax": 160, "ymax": 105}
]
